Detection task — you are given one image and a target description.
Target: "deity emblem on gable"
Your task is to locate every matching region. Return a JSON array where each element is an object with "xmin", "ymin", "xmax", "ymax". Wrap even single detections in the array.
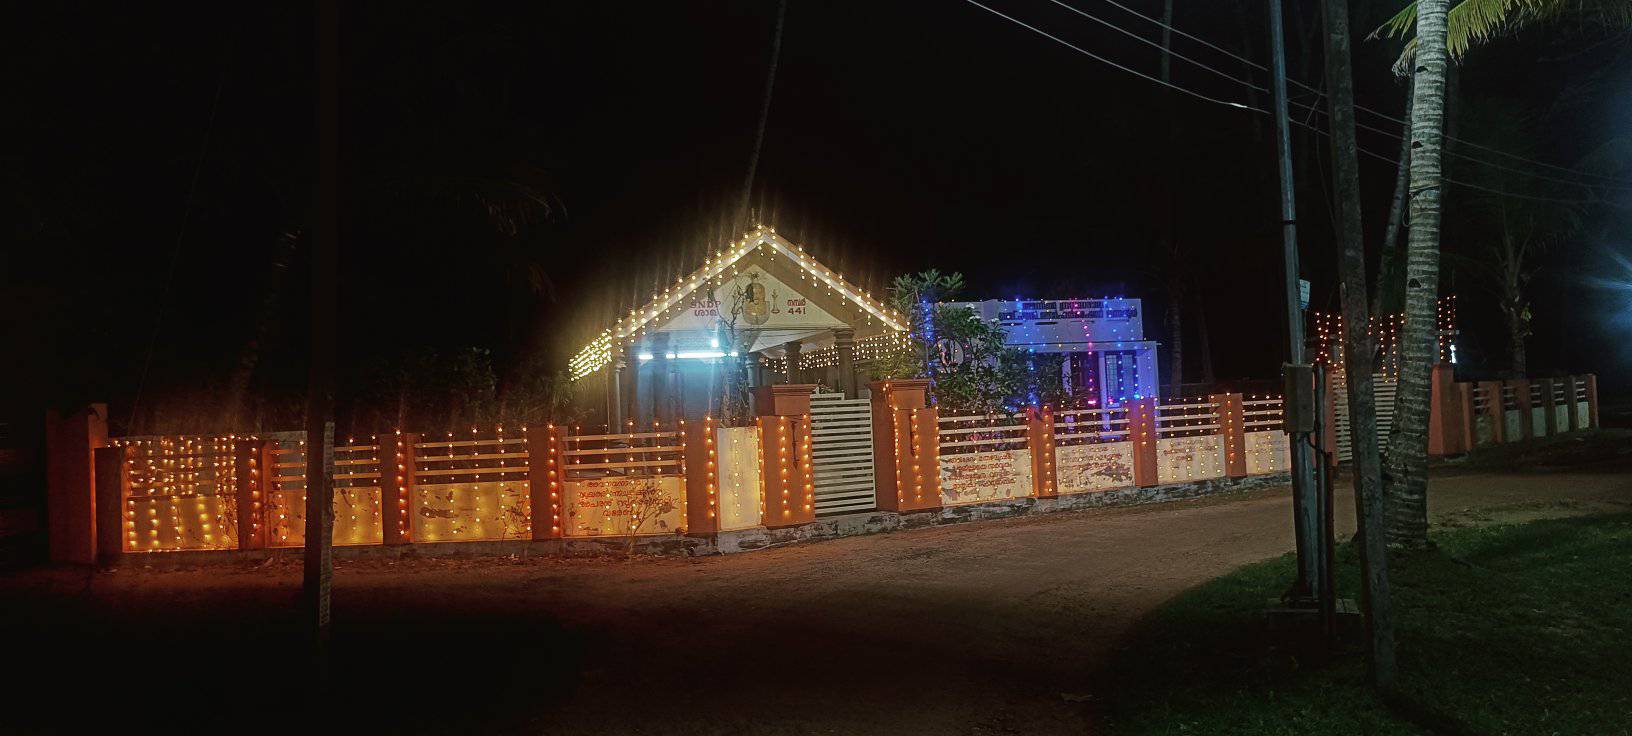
[{"xmin": 741, "ymin": 272, "xmax": 770, "ymax": 326}]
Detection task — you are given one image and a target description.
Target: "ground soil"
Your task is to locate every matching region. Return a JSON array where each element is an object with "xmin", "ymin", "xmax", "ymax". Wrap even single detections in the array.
[{"xmin": 5, "ymin": 446, "xmax": 1630, "ymax": 735}]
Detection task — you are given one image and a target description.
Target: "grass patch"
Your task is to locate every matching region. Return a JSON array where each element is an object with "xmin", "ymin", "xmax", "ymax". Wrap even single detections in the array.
[{"xmin": 1103, "ymin": 513, "xmax": 1632, "ymax": 735}]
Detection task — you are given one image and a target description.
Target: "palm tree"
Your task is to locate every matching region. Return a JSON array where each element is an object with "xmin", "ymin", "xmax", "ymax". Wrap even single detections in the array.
[
  {"xmin": 1374, "ymin": 0, "xmax": 1628, "ymax": 547},
  {"xmin": 1381, "ymin": 0, "xmax": 1452, "ymax": 549}
]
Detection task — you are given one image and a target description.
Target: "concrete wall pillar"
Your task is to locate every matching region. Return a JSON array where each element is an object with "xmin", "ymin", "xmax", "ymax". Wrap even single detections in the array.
[
  {"xmin": 1563, "ymin": 375, "xmax": 1582, "ymax": 432},
  {"xmin": 1027, "ymin": 406, "xmax": 1058, "ymax": 497},
  {"xmin": 1428, "ymin": 363, "xmax": 1465, "ymax": 456},
  {"xmin": 94, "ymin": 446, "xmax": 127, "ymax": 566},
  {"xmin": 1458, "ymin": 382, "xmax": 1477, "ymax": 450},
  {"xmin": 1508, "ymin": 378, "xmax": 1533, "ymax": 440},
  {"xmin": 46, "ymin": 403, "xmax": 108, "ymax": 564},
  {"xmin": 681, "ymin": 418, "xmax": 719, "ymax": 535},
  {"xmin": 1537, "ymin": 378, "xmax": 1559, "ymax": 436},
  {"xmin": 527, "ymin": 426, "xmax": 565, "ymax": 540},
  {"xmin": 381, "ymin": 432, "xmax": 418, "ymax": 545},
  {"xmin": 1479, "ymin": 380, "xmax": 1506, "ymax": 443},
  {"xmin": 751, "ymin": 384, "xmax": 817, "ymax": 528},
  {"xmin": 1128, "ymin": 397, "xmax": 1159, "ymax": 487},
  {"xmin": 233, "ymin": 439, "xmax": 274, "ymax": 550},
  {"xmin": 868, "ymin": 380, "xmax": 939, "ymax": 513},
  {"xmin": 1585, "ymin": 374, "xmax": 1599, "ymax": 429},
  {"xmin": 1211, "ymin": 393, "xmax": 1248, "ymax": 478}
]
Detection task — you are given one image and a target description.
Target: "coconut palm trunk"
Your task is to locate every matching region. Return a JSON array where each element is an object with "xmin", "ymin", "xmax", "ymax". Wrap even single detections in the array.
[
  {"xmin": 1322, "ymin": 0, "xmax": 1396, "ymax": 688},
  {"xmin": 1383, "ymin": 0, "xmax": 1450, "ymax": 549},
  {"xmin": 1372, "ymin": 89, "xmax": 1412, "ymax": 318}
]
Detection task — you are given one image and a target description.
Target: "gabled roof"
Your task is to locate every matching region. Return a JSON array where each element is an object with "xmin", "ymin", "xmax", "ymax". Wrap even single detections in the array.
[{"xmin": 570, "ymin": 225, "xmax": 906, "ymax": 379}]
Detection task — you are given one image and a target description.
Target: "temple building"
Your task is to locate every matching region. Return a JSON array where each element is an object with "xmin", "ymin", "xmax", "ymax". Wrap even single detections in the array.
[
  {"xmin": 568, "ymin": 226, "xmax": 908, "ymax": 427},
  {"xmin": 568, "ymin": 226, "xmax": 1162, "ymax": 427}
]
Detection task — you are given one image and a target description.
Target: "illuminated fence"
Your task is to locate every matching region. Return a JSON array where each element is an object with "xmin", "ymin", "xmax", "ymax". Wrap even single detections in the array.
[
  {"xmin": 936, "ymin": 413, "xmax": 1033, "ymax": 506},
  {"xmin": 1243, "ymin": 397, "xmax": 1290, "ymax": 476},
  {"xmin": 112, "ymin": 435, "xmax": 242, "ymax": 552},
  {"xmin": 76, "ymin": 375, "xmax": 1595, "ymax": 560},
  {"xmin": 98, "ymin": 423, "xmax": 711, "ymax": 554},
  {"xmin": 559, "ymin": 427, "xmax": 687, "ymax": 537},
  {"xmin": 1155, "ymin": 398, "xmax": 1225, "ymax": 484},
  {"xmin": 1052, "ymin": 406, "xmax": 1134, "ymax": 493}
]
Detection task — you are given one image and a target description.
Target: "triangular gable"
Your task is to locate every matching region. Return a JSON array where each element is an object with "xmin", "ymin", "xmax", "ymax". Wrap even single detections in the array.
[{"xmin": 570, "ymin": 225, "xmax": 905, "ymax": 378}]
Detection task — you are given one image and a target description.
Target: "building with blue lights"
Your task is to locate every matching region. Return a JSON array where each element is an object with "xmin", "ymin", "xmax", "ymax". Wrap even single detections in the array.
[{"xmin": 942, "ymin": 297, "xmax": 1160, "ymax": 408}]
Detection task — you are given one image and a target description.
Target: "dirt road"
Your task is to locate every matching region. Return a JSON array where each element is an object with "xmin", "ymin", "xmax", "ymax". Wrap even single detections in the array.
[{"xmin": 6, "ymin": 454, "xmax": 1630, "ymax": 735}]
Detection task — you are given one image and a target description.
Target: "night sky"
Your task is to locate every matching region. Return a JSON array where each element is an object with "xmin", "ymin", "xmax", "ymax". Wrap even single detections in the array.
[{"xmin": 9, "ymin": 1, "xmax": 1630, "ymax": 432}]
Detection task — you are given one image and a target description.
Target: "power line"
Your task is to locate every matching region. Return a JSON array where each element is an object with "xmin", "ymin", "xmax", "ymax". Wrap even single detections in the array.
[
  {"xmin": 960, "ymin": 0, "xmax": 1257, "ymax": 111},
  {"xmin": 1048, "ymin": 0, "xmax": 1623, "ymax": 190},
  {"xmin": 1043, "ymin": 0, "xmax": 1267, "ymax": 93},
  {"xmin": 1073, "ymin": 0, "xmax": 1632, "ymax": 188},
  {"xmin": 1289, "ymin": 97, "xmax": 1632, "ymax": 191},
  {"xmin": 961, "ymin": 0, "xmax": 1607, "ymax": 205}
]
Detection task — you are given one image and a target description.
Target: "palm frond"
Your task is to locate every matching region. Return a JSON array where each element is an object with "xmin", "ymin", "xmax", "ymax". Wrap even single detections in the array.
[{"xmin": 1369, "ymin": 0, "xmax": 1613, "ymax": 74}]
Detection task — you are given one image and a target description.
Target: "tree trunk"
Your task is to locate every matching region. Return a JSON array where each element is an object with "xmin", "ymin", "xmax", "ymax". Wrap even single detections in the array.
[
  {"xmin": 305, "ymin": 0, "xmax": 339, "ymax": 666},
  {"xmin": 1195, "ymin": 285, "xmax": 1215, "ymax": 385},
  {"xmin": 1322, "ymin": 0, "xmax": 1396, "ymax": 689},
  {"xmin": 225, "ymin": 230, "xmax": 300, "ymax": 431},
  {"xmin": 1510, "ymin": 325, "xmax": 1527, "ymax": 375},
  {"xmin": 1160, "ymin": 0, "xmax": 1182, "ymax": 396},
  {"xmin": 1166, "ymin": 283, "xmax": 1183, "ymax": 394},
  {"xmin": 1383, "ymin": 0, "xmax": 1450, "ymax": 549},
  {"xmin": 1372, "ymin": 89, "xmax": 1412, "ymax": 318}
]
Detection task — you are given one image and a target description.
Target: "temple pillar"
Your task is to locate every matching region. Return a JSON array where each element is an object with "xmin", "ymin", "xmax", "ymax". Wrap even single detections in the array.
[
  {"xmin": 623, "ymin": 342, "xmax": 641, "ymax": 431},
  {"xmin": 835, "ymin": 329, "xmax": 857, "ymax": 399},
  {"xmin": 651, "ymin": 333, "xmax": 671, "ymax": 426},
  {"xmin": 608, "ymin": 356, "xmax": 626, "ymax": 430},
  {"xmin": 784, "ymin": 340, "xmax": 802, "ymax": 385}
]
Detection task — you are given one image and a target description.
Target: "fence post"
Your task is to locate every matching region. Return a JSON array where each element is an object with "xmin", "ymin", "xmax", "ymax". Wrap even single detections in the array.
[
  {"xmin": 1128, "ymin": 398, "xmax": 1159, "ymax": 487},
  {"xmin": 524, "ymin": 426, "xmax": 566, "ymax": 541},
  {"xmin": 1478, "ymin": 380, "xmax": 1505, "ymax": 443},
  {"xmin": 869, "ymin": 379, "xmax": 935, "ymax": 512},
  {"xmin": 232, "ymin": 439, "xmax": 273, "ymax": 550},
  {"xmin": 1458, "ymin": 383, "xmax": 1477, "ymax": 450},
  {"xmin": 1563, "ymin": 376, "xmax": 1582, "ymax": 433},
  {"xmin": 1585, "ymin": 374, "xmax": 1599, "ymax": 429},
  {"xmin": 902, "ymin": 405, "xmax": 942, "ymax": 511},
  {"xmin": 751, "ymin": 384, "xmax": 818, "ymax": 528},
  {"xmin": 45, "ymin": 403, "xmax": 108, "ymax": 564},
  {"xmin": 1508, "ymin": 378, "xmax": 1533, "ymax": 441},
  {"xmin": 94, "ymin": 445, "xmax": 127, "ymax": 566},
  {"xmin": 681, "ymin": 418, "xmax": 718, "ymax": 535},
  {"xmin": 380, "ymin": 432, "xmax": 418, "ymax": 545},
  {"xmin": 1536, "ymin": 378, "xmax": 1559, "ymax": 436},
  {"xmin": 1028, "ymin": 406, "xmax": 1058, "ymax": 497},
  {"xmin": 1211, "ymin": 393, "xmax": 1247, "ymax": 479},
  {"xmin": 1428, "ymin": 363, "xmax": 1463, "ymax": 456}
]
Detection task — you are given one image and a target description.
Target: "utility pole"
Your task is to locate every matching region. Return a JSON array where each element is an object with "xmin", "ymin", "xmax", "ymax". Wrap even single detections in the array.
[
  {"xmin": 304, "ymin": 0, "xmax": 338, "ymax": 672},
  {"xmin": 1267, "ymin": 0, "xmax": 1324, "ymax": 606}
]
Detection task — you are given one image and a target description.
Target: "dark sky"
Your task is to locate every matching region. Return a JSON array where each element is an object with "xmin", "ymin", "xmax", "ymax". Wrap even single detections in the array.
[{"xmin": 9, "ymin": 1, "xmax": 1630, "ymax": 431}]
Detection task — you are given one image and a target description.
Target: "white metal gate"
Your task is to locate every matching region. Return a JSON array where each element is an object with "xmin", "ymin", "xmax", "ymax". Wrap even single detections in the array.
[
  {"xmin": 1334, "ymin": 373, "xmax": 1397, "ymax": 463},
  {"xmin": 809, "ymin": 391, "xmax": 876, "ymax": 516}
]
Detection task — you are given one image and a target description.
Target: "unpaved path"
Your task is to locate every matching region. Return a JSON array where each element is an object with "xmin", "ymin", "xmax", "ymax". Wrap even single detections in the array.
[{"xmin": 5, "ymin": 457, "xmax": 1630, "ymax": 735}]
